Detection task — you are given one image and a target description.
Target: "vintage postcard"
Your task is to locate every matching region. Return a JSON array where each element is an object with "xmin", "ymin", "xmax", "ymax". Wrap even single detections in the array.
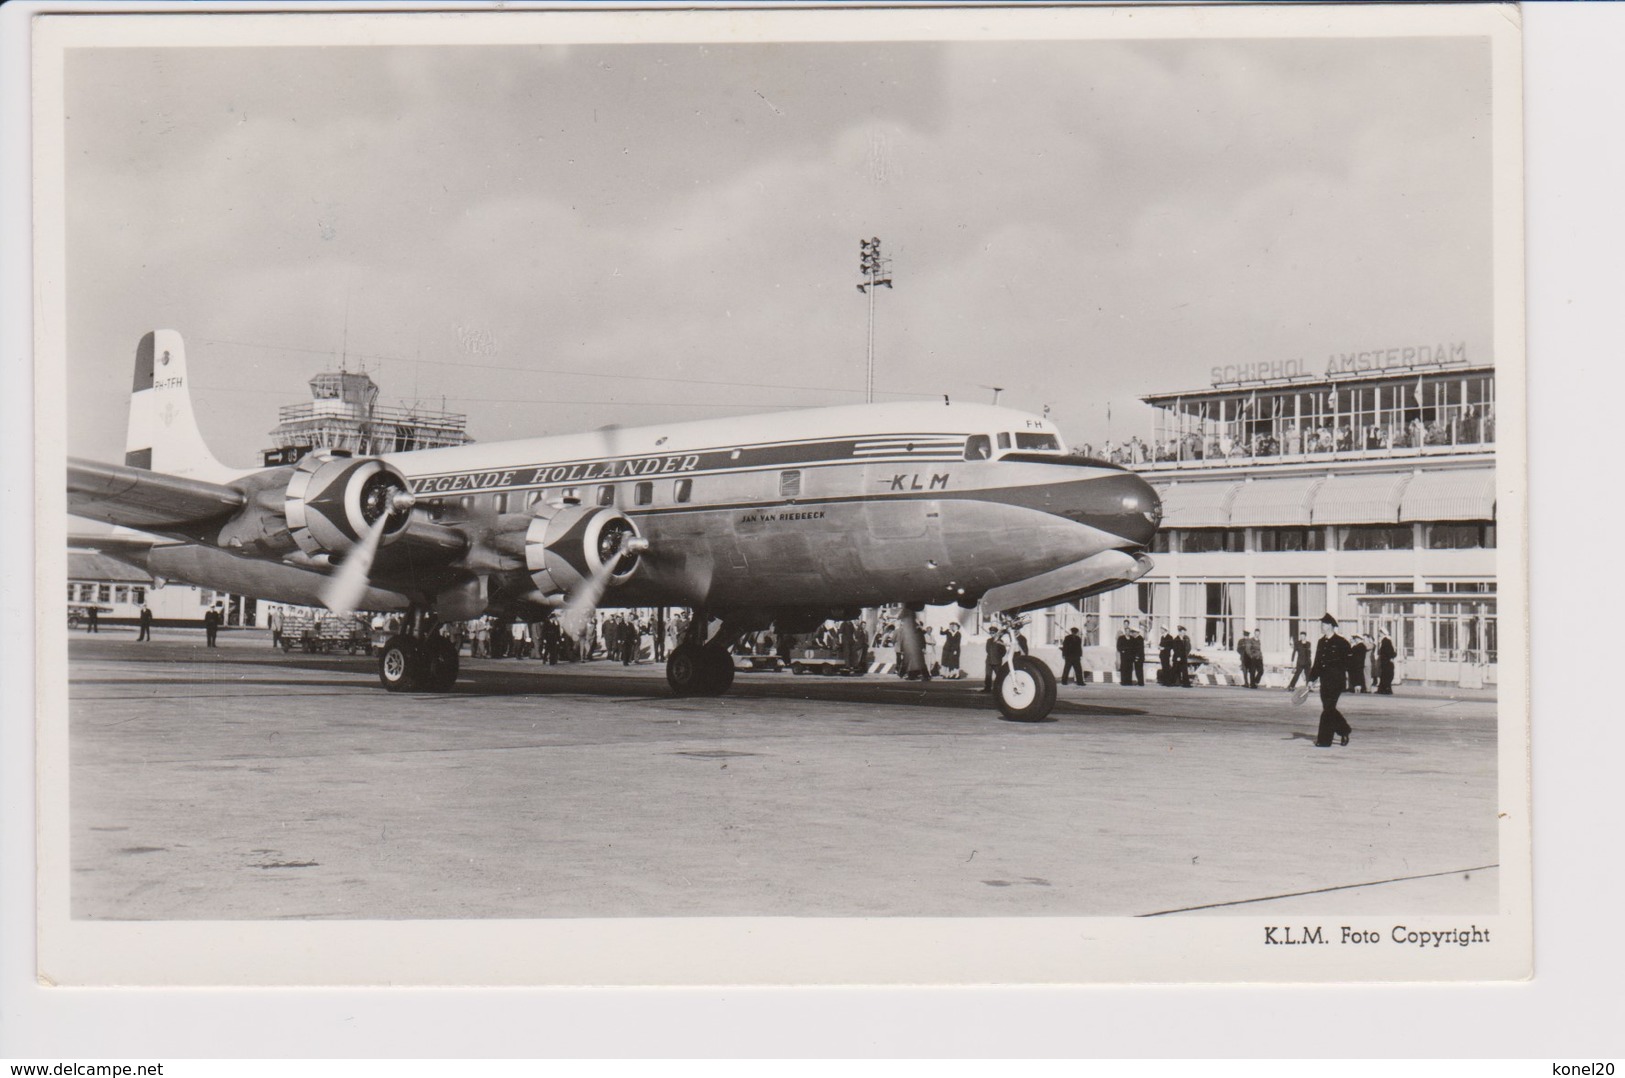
[{"xmin": 30, "ymin": 3, "xmax": 1528, "ymax": 985}]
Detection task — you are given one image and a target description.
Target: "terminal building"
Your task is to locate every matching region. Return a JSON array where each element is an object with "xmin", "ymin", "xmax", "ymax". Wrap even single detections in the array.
[{"xmin": 1069, "ymin": 351, "xmax": 1498, "ymax": 689}]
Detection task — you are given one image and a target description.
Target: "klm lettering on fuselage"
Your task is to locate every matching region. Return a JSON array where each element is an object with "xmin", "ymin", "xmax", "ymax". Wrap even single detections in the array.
[
  {"xmin": 887, "ymin": 473, "xmax": 950, "ymax": 492},
  {"xmin": 410, "ymin": 453, "xmax": 702, "ymax": 495}
]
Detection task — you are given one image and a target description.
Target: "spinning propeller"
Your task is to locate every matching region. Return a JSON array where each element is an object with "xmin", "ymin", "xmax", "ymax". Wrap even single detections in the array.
[
  {"xmin": 320, "ymin": 489, "xmax": 418, "ymax": 616},
  {"xmin": 561, "ymin": 532, "xmax": 650, "ymax": 637}
]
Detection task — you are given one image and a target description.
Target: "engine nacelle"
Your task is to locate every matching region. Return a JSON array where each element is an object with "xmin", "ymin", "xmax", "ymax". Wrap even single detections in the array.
[
  {"xmin": 284, "ymin": 451, "xmax": 413, "ymax": 561},
  {"xmin": 525, "ymin": 503, "xmax": 643, "ymax": 599}
]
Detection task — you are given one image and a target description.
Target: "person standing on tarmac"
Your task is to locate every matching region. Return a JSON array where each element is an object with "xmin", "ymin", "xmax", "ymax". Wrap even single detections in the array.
[
  {"xmin": 1061, "ymin": 627, "xmax": 1086, "ymax": 686},
  {"xmin": 1158, "ymin": 626, "xmax": 1175, "ymax": 685},
  {"xmin": 1287, "ymin": 631, "xmax": 1313, "ymax": 689},
  {"xmin": 1376, "ymin": 629, "xmax": 1398, "ymax": 694},
  {"xmin": 1128, "ymin": 627, "xmax": 1146, "ymax": 685},
  {"xmin": 1172, "ymin": 627, "xmax": 1193, "ymax": 687},
  {"xmin": 203, "ymin": 604, "xmax": 221, "ymax": 648},
  {"xmin": 982, "ymin": 631, "xmax": 1007, "ymax": 693},
  {"xmin": 1308, "ymin": 613, "xmax": 1353, "ymax": 748},
  {"xmin": 940, "ymin": 623, "xmax": 962, "ymax": 679},
  {"xmin": 1116, "ymin": 626, "xmax": 1135, "ymax": 685},
  {"xmin": 137, "ymin": 603, "xmax": 153, "ymax": 642},
  {"xmin": 1237, "ymin": 629, "xmax": 1263, "ymax": 688},
  {"xmin": 1348, "ymin": 634, "xmax": 1370, "ymax": 693}
]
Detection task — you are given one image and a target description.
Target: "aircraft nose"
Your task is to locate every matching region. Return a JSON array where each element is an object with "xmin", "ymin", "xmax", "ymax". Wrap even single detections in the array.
[{"xmin": 1065, "ymin": 471, "xmax": 1163, "ymax": 548}]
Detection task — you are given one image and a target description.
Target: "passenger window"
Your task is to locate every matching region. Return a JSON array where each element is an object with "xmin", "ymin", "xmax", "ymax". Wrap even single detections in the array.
[
  {"xmin": 635, "ymin": 481, "xmax": 654, "ymax": 506},
  {"xmin": 674, "ymin": 478, "xmax": 693, "ymax": 503},
  {"xmin": 495, "ymin": 493, "xmax": 510, "ymax": 514},
  {"xmin": 997, "ymin": 432, "xmax": 1012, "ymax": 450},
  {"xmin": 779, "ymin": 470, "xmax": 802, "ymax": 499},
  {"xmin": 964, "ymin": 435, "xmax": 992, "ymax": 461},
  {"xmin": 597, "ymin": 485, "xmax": 615, "ymax": 506}
]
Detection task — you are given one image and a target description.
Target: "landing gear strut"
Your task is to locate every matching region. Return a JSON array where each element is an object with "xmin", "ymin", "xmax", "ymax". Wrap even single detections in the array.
[{"xmin": 377, "ymin": 609, "xmax": 459, "ymax": 693}]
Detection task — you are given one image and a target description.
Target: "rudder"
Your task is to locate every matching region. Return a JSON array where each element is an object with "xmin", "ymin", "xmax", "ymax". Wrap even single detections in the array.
[{"xmin": 124, "ymin": 330, "xmax": 235, "ymax": 481}]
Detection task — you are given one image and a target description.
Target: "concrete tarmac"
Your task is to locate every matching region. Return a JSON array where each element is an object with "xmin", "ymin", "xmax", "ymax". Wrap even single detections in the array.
[{"xmin": 63, "ymin": 630, "xmax": 1500, "ymax": 920}]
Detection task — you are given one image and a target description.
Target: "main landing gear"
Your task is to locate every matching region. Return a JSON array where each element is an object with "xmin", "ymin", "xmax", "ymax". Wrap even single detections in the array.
[
  {"xmin": 664, "ymin": 641, "xmax": 735, "ymax": 696},
  {"xmin": 377, "ymin": 610, "xmax": 459, "ymax": 693},
  {"xmin": 664, "ymin": 609, "xmax": 753, "ymax": 697}
]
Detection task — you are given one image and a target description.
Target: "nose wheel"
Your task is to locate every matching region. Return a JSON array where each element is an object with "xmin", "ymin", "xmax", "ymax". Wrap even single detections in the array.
[{"xmin": 995, "ymin": 654, "xmax": 1057, "ymax": 722}]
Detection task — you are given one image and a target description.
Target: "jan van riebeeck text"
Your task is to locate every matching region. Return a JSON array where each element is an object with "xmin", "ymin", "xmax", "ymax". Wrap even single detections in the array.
[{"xmin": 1261, "ymin": 924, "xmax": 1492, "ymax": 948}]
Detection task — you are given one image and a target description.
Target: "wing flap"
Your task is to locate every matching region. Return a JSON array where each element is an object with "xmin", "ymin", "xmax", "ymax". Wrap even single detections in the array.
[{"xmin": 68, "ymin": 457, "xmax": 245, "ymax": 529}]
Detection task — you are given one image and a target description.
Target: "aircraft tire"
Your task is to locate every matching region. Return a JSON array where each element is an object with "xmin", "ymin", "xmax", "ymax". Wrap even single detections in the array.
[
  {"xmin": 378, "ymin": 634, "xmax": 423, "ymax": 692},
  {"xmin": 995, "ymin": 655, "xmax": 1057, "ymax": 722},
  {"xmin": 421, "ymin": 636, "xmax": 460, "ymax": 693},
  {"xmin": 698, "ymin": 647, "xmax": 735, "ymax": 695},
  {"xmin": 666, "ymin": 643, "xmax": 704, "ymax": 696}
]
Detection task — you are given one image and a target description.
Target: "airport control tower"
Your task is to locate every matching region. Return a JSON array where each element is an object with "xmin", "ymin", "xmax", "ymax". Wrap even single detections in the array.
[{"xmin": 262, "ymin": 370, "xmax": 471, "ymax": 466}]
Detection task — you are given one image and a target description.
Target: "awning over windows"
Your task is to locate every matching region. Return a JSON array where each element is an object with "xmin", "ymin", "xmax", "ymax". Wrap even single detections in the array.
[
  {"xmin": 1311, "ymin": 472, "xmax": 1414, "ymax": 525},
  {"xmin": 1228, "ymin": 476, "xmax": 1324, "ymax": 527},
  {"xmin": 1399, "ymin": 468, "xmax": 1497, "ymax": 522},
  {"xmin": 1151, "ymin": 481, "xmax": 1240, "ymax": 528}
]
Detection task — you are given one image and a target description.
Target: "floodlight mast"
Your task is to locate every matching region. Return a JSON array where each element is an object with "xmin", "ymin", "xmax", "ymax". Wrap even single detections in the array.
[{"xmin": 857, "ymin": 237, "xmax": 892, "ymax": 404}]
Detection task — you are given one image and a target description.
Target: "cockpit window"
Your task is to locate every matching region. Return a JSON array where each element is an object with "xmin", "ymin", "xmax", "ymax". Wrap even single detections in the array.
[
  {"xmin": 964, "ymin": 435, "xmax": 992, "ymax": 461},
  {"xmin": 1015, "ymin": 432, "xmax": 1062, "ymax": 451}
]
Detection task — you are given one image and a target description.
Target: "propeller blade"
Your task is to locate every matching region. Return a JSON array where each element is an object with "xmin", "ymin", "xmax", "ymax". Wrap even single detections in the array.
[
  {"xmin": 321, "ymin": 511, "xmax": 390, "ymax": 616},
  {"xmin": 320, "ymin": 490, "xmax": 415, "ymax": 616},
  {"xmin": 560, "ymin": 535, "xmax": 649, "ymax": 637}
]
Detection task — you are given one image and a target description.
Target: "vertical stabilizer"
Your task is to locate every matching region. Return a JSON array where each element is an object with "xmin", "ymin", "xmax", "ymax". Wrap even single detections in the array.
[{"xmin": 124, "ymin": 330, "xmax": 235, "ymax": 481}]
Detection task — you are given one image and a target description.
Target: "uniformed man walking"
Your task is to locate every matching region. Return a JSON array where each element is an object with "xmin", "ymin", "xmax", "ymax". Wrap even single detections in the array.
[
  {"xmin": 1286, "ymin": 631, "xmax": 1313, "ymax": 689},
  {"xmin": 1308, "ymin": 613, "xmax": 1353, "ymax": 747}
]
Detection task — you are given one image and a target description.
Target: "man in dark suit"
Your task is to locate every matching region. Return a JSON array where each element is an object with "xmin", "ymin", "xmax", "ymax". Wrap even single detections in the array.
[
  {"xmin": 1158, "ymin": 627, "xmax": 1175, "ymax": 685},
  {"xmin": 1376, "ymin": 630, "xmax": 1398, "ymax": 694},
  {"xmin": 982, "ymin": 632, "xmax": 1007, "ymax": 693},
  {"xmin": 1172, "ymin": 627, "xmax": 1192, "ymax": 687},
  {"xmin": 137, "ymin": 603, "xmax": 153, "ymax": 642},
  {"xmin": 203, "ymin": 604, "xmax": 221, "ymax": 648},
  {"xmin": 1286, "ymin": 632, "xmax": 1313, "ymax": 689},
  {"xmin": 1348, "ymin": 634, "xmax": 1370, "ymax": 693},
  {"xmin": 1128, "ymin": 628, "xmax": 1146, "ymax": 685},
  {"xmin": 1308, "ymin": 613, "xmax": 1353, "ymax": 747},
  {"xmin": 1061, "ymin": 627, "xmax": 1085, "ymax": 686}
]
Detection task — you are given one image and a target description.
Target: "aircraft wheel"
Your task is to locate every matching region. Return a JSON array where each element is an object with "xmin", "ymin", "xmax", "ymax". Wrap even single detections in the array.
[
  {"xmin": 699, "ymin": 647, "xmax": 736, "ymax": 695},
  {"xmin": 378, "ymin": 635, "xmax": 423, "ymax": 692},
  {"xmin": 995, "ymin": 655, "xmax": 1057, "ymax": 722},
  {"xmin": 666, "ymin": 643, "xmax": 705, "ymax": 696},
  {"xmin": 421, "ymin": 636, "xmax": 460, "ymax": 693}
]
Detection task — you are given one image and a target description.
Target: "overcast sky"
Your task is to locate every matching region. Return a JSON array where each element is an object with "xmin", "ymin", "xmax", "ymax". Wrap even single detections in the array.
[{"xmin": 63, "ymin": 32, "xmax": 1492, "ymax": 468}]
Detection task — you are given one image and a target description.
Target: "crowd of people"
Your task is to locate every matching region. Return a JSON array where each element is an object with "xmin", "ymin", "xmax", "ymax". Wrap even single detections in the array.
[{"xmin": 1073, "ymin": 406, "xmax": 1494, "ymax": 466}]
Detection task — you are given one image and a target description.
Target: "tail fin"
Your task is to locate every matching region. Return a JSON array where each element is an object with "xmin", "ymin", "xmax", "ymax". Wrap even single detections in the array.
[{"xmin": 124, "ymin": 330, "xmax": 235, "ymax": 481}]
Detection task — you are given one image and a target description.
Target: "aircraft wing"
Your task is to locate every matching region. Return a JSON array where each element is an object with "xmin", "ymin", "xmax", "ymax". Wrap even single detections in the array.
[{"xmin": 68, "ymin": 457, "xmax": 245, "ymax": 530}]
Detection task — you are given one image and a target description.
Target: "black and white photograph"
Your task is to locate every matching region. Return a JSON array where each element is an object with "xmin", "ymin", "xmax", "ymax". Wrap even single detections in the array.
[{"xmin": 28, "ymin": 4, "xmax": 1532, "ymax": 989}]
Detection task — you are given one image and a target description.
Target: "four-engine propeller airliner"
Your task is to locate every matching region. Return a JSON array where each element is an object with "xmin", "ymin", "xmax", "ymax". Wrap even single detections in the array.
[{"xmin": 68, "ymin": 331, "xmax": 1162, "ymax": 721}]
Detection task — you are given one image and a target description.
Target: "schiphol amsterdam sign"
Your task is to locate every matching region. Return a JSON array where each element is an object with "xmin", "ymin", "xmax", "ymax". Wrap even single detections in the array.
[{"xmin": 1210, "ymin": 341, "xmax": 1470, "ymax": 386}]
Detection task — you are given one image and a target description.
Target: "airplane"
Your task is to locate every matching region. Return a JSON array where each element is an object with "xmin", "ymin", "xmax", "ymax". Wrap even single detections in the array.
[{"xmin": 67, "ymin": 330, "xmax": 1162, "ymax": 722}]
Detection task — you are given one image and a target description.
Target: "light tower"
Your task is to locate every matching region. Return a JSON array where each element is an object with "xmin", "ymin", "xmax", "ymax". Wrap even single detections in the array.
[{"xmin": 856, "ymin": 236, "xmax": 893, "ymax": 404}]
